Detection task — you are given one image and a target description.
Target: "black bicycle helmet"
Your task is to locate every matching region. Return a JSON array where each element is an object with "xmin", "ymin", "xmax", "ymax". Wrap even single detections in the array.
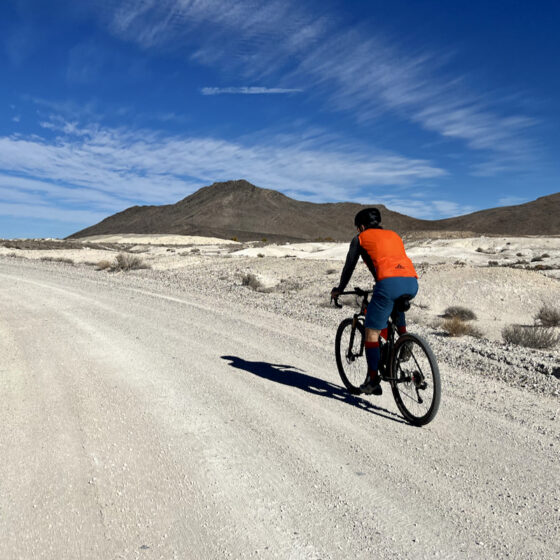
[{"xmin": 354, "ymin": 207, "xmax": 381, "ymax": 229}]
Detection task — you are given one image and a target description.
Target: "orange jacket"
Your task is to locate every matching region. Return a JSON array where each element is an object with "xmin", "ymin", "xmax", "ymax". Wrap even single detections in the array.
[{"xmin": 358, "ymin": 228, "xmax": 417, "ymax": 281}]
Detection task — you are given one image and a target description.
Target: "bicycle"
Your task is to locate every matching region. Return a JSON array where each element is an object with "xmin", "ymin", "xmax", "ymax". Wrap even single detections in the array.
[{"xmin": 332, "ymin": 287, "xmax": 441, "ymax": 426}]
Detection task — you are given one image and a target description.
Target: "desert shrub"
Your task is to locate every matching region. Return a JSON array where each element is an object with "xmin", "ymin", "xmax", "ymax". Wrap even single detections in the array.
[
  {"xmin": 241, "ymin": 273, "xmax": 270, "ymax": 292},
  {"xmin": 231, "ymin": 236, "xmax": 238, "ymax": 242},
  {"xmin": 535, "ymin": 305, "xmax": 560, "ymax": 327},
  {"xmin": 516, "ymin": 252, "xmax": 523, "ymax": 257},
  {"xmin": 502, "ymin": 325, "xmax": 559, "ymax": 349},
  {"xmin": 278, "ymin": 278, "xmax": 303, "ymax": 292},
  {"xmin": 261, "ymin": 238, "xmax": 267, "ymax": 243},
  {"xmin": 257, "ymin": 253, "xmax": 265, "ymax": 258},
  {"xmin": 531, "ymin": 264, "xmax": 554, "ymax": 271},
  {"xmin": 531, "ymin": 256, "xmax": 543, "ymax": 262},
  {"xmin": 476, "ymin": 247, "xmax": 484, "ymax": 253},
  {"xmin": 442, "ymin": 306, "xmax": 477, "ymax": 321},
  {"xmin": 326, "ymin": 268, "xmax": 337, "ymax": 275},
  {"xmin": 190, "ymin": 247, "xmax": 200, "ymax": 254},
  {"xmin": 488, "ymin": 260, "xmax": 499, "ymax": 267},
  {"xmin": 40, "ymin": 256, "xmax": 74, "ymax": 264},
  {"xmin": 97, "ymin": 254, "xmax": 149, "ymax": 271},
  {"xmin": 114, "ymin": 253, "xmax": 149, "ymax": 271},
  {"xmin": 541, "ymin": 253, "xmax": 550, "ymax": 258},
  {"xmin": 96, "ymin": 259, "xmax": 113, "ymax": 271},
  {"xmin": 441, "ymin": 317, "xmax": 482, "ymax": 338}
]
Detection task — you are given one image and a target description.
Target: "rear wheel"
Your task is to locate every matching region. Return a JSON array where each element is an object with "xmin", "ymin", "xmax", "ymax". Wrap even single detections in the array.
[
  {"xmin": 390, "ymin": 333, "xmax": 441, "ymax": 426},
  {"xmin": 335, "ymin": 318, "xmax": 366, "ymax": 394}
]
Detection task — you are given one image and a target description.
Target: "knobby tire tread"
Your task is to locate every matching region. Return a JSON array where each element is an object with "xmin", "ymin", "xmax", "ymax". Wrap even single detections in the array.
[
  {"xmin": 335, "ymin": 318, "xmax": 365, "ymax": 395},
  {"xmin": 390, "ymin": 333, "xmax": 441, "ymax": 426}
]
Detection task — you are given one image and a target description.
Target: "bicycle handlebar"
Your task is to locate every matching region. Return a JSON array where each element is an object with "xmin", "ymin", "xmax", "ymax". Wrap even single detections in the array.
[{"xmin": 330, "ymin": 287, "xmax": 373, "ymax": 308}]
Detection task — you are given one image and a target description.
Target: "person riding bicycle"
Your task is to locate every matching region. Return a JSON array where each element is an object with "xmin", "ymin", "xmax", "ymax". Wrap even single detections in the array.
[{"xmin": 331, "ymin": 208, "xmax": 418, "ymax": 396}]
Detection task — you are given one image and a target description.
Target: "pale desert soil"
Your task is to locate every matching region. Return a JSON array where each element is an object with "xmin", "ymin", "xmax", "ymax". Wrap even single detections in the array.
[
  {"xmin": 1, "ymin": 245, "xmax": 559, "ymax": 559},
  {"xmin": 1, "ymin": 234, "xmax": 558, "ymax": 396}
]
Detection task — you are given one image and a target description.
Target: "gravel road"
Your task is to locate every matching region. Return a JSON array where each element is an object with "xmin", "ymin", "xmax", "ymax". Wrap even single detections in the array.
[{"xmin": 1, "ymin": 259, "xmax": 558, "ymax": 559}]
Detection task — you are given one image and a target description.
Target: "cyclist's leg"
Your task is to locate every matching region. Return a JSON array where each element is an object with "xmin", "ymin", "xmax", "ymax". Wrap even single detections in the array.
[
  {"xmin": 391, "ymin": 277, "xmax": 419, "ymax": 334},
  {"xmin": 362, "ymin": 281, "xmax": 395, "ymax": 392}
]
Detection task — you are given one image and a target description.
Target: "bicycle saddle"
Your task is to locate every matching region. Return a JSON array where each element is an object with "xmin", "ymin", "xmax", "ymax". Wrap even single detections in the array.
[{"xmin": 394, "ymin": 295, "xmax": 413, "ymax": 312}]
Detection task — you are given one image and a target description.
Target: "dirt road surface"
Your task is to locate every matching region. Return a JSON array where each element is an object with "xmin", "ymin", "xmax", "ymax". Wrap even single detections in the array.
[{"xmin": 1, "ymin": 260, "xmax": 558, "ymax": 559}]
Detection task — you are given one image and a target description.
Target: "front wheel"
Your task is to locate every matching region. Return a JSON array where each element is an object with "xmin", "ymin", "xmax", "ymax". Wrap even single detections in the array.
[
  {"xmin": 335, "ymin": 318, "xmax": 366, "ymax": 394},
  {"xmin": 390, "ymin": 333, "xmax": 441, "ymax": 426}
]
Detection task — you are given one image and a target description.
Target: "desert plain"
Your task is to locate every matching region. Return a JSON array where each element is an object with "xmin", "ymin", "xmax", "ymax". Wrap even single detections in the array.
[{"xmin": 0, "ymin": 232, "xmax": 559, "ymax": 559}]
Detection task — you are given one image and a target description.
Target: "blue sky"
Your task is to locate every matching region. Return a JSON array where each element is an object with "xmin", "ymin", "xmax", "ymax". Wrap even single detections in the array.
[{"xmin": 1, "ymin": 0, "xmax": 559, "ymax": 238}]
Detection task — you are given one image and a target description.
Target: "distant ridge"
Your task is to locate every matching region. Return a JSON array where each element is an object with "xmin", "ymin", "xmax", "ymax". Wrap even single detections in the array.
[{"xmin": 68, "ymin": 180, "xmax": 560, "ymax": 241}]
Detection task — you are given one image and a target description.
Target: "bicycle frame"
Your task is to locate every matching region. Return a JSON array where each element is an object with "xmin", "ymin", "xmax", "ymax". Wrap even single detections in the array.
[
  {"xmin": 347, "ymin": 293, "xmax": 410, "ymax": 384},
  {"xmin": 334, "ymin": 288, "xmax": 412, "ymax": 383}
]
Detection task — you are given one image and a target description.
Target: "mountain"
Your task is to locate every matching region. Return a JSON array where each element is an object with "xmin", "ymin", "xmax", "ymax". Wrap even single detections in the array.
[{"xmin": 68, "ymin": 180, "xmax": 560, "ymax": 241}]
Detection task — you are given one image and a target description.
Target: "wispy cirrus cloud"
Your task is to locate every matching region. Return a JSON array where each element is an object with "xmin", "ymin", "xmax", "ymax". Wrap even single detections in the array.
[
  {"xmin": 98, "ymin": 0, "xmax": 538, "ymax": 168},
  {"xmin": 201, "ymin": 87, "xmax": 302, "ymax": 95},
  {"xmin": 0, "ymin": 118, "xmax": 449, "ymax": 228}
]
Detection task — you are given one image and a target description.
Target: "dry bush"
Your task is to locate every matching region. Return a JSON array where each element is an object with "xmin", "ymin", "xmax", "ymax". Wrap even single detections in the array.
[
  {"xmin": 488, "ymin": 260, "xmax": 499, "ymax": 267},
  {"xmin": 114, "ymin": 253, "xmax": 149, "ymax": 271},
  {"xmin": 442, "ymin": 306, "xmax": 477, "ymax": 321},
  {"xmin": 96, "ymin": 254, "xmax": 149, "ymax": 272},
  {"xmin": 190, "ymin": 247, "xmax": 200, "ymax": 254},
  {"xmin": 502, "ymin": 325, "xmax": 559, "ymax": 349},
  {"xmin": 242, "ymin": 273, "xmax": 265, "ymax": 291},
  {"xmin": 277, "ymin": 278, "xmax": 303, "ymax": 292},
  {"xmin": 535, "ymin": 305, "xmax": 560, "ymax": 327},
  {"xmin": 96, "ymin": 259, "xmax": 113, "ymax": 271},
  {"xmin": 326, "ymin": 268, "xmax": 338, "ymax": 275},
  {"xmin": 441, "ymin": 317, "xmax": 482, "ymax": 338},
  {"xmin": 257, "ymin": 253, "xmax": 265, "ymax": 258},
  {"xmin": 531, "ymin": 256, "xmax": 543, "ymax": 262},
  {"xmin": 39, "ymin": 256, "xmax": 74, "ymax": 264},
  {"xmin": 531, "ymin": 264, "xmax": 554, "ymax": 271}
]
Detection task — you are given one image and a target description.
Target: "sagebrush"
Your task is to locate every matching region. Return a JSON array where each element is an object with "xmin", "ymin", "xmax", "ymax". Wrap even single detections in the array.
[
  {"xmin": 241, "ymin": 273, "xmax": 271, "ymax": 292},
  {"xmin": 442, "ymin": 306, "xmax": 477, "ymax": 321},
  {"xmin": 502, "ymin": 325, "xmax": 559, "ymax": 349},
  {"xmin": 534, "ymin": 305, "xmax": 560, "ymax": 327},
  {"xmin": 441, "ymin": 317, "xmax": 482, "ymax": 338},
  {"xmin": 96, "ymin": 253, "xmax": 150, "ymax": 272},
  {"xmin": 39, "ymin": 256, "xmax": 74, "ymax": 264}
]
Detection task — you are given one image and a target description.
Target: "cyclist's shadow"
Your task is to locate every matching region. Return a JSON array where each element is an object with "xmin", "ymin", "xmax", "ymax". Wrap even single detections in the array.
[{"xmin": 221, "ymin": 355, "xmax": 405, "ymax": 424}]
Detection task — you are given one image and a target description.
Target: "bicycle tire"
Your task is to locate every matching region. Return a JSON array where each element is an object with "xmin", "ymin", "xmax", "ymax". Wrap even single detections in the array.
[
  {"xmin": 390, "ymin": 333, "xmax": 441, "ymax": 426},
  {"xmin": 335, "ymin": 318, "xmax": 367, "ymax": 395}
]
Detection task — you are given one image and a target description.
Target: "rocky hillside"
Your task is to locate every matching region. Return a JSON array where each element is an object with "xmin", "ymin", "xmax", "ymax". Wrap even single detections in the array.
[{"xmin": 69, "ymin": 180, "xmax": 560, "ymax": 241}]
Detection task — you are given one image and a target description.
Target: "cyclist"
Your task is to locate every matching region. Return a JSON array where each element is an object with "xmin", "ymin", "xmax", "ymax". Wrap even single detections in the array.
[{"xmin": 331, "ymin": 208, "xmax": 418, "ymax": 395}]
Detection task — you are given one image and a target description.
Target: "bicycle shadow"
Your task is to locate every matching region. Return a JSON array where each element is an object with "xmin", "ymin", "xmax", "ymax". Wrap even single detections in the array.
[{"xmin": 221, "ymin": 355, "xmax": 405, "ymax": 425}]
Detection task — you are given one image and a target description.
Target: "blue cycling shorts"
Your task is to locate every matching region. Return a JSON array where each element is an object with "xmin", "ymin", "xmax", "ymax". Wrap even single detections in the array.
[{"xmin": 364, "ymin": 277, "xmax": 418, "ymax": 330}]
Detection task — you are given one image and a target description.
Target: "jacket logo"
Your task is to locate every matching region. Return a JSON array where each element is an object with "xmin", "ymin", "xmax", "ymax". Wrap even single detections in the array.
[{"xmin": 395, "ymin": 264, "xmax": 405, "ymax": 269}]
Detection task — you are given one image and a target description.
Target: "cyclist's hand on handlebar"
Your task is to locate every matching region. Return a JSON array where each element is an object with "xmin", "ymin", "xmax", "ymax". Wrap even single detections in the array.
[
  {"xmin": 330, "ymin": 287, "xmax": 343, "ymax": 308},
  {"xmin": 330, "ymin": 287, "xmax": 341, "ymax": 299}
]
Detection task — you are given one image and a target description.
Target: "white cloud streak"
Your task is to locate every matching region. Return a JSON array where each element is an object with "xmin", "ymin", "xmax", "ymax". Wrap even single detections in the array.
[
  {"xmin": 99, "ymin": 0, "xmax": 537, "ymax": 164},
  {"xmin": 201, "ymin": 87, "xmax": 302, "ymax": 95},
  {"xmin": 0, "ymin": 121, "xmax": 446, "ymax": 227}
]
